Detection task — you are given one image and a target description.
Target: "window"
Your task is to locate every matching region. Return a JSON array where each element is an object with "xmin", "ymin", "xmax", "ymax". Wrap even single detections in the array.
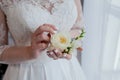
[{"xmin": 101, "ymin": 0, "xmax": 120, "ymax": 80}]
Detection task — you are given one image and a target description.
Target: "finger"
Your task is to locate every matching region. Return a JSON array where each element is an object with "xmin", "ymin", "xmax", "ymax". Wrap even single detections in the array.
[
  {"xmin": 43, "ymin": 24, "xmax": 58, "ymax": 30},
  {"xmin": 53, "ymin": 49, "xmax": 63, "ymax": 58},
  {"xmin": 48, "ymin": 51, "xmax": 58, "ymax": 60},
  {"xmin": 31, "ymin": 34, "xmax": 49, "ymax": 52},
  {"xmin": 37, "ymin": 43, "xmax": 48, "ymax": 50},
  {"xmin": 47, "ymin": 53, "xmax": 52, "ymax": 58},
  {"xmin": 77, "ymin": 47, "xmax": 83, "ymax": 52},
  {"xmin": 62, "ymin": 53, "xmax": 72, "ymax": 60},
  {"xmin": 47, "ymin": 51, "xmax": 54, "ymax": 58},
  {"xmin": 40, "ymin": 25, "xmax": 57, "ymax": 34},
  {"xmin": 36, "ymin": 33, "xmax": 50, "ymax": 43},
  {"xmin": 35, "ymin": 25, "xmax": 57, "ymax": 36}
]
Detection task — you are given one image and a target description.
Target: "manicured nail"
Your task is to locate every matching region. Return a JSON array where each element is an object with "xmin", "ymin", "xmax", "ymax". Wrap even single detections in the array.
[
  {"xmin": 54, "ymin": 49, "xmax": 58, "ymax": 53},
  {"xmin": 43, "ymin": 32, "xmax": 49, "ymax": 35},
  {"xmin": 50, "ymin": 52, "xmax": 54, "ymax": 55},
  {"xmin": 53, "ymin": 31, "xmax": 57, "ymax": 34},
  {"xmin": 63, "ymin": 54, "xmax": 67, "ymax": 58}
]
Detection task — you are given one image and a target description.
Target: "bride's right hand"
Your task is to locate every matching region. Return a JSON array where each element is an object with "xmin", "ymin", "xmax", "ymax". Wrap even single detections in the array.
[{"xmin": 30, "ymin": 24, "xmax": 57, "ymax": 58}]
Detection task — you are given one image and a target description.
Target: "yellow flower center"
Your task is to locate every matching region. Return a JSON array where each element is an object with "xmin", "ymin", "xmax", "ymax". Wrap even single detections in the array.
[{"xmin": 59, "ymin": 36, "xmax": 67, "ymax": 44}]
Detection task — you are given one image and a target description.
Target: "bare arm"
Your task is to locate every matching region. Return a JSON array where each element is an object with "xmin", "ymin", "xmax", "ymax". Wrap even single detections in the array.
[
  {"xmin": 70, "ymin": 0, "xmax": 84, "ymax": 38},
  {"xmin": 0, "ymin": 9, "xmax": 35, "ymax": 64},
  {"xmin": 70, "ymin": 0, "xmax": 84, "ymax": 51},
  {"xmin": 0, "ymin": 9, "xmax": 57, "ymax": 64},
  {"xmin": 74, "ymin": 0, "xmax": 84, "ymax": 24}
]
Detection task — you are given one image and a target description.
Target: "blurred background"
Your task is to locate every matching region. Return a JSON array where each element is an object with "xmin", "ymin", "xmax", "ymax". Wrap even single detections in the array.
[{"xmin": 82, "ymin": 0, "xmax": 120, "ymax": 80}]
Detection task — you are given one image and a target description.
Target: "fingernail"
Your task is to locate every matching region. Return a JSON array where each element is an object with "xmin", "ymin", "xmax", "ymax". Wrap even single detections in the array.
[
  {"xmin": 54, "ymin": 49, "xmax": 58, "ymax": 53},
  {"xmin": 53, "ymin": 31, "xmax": 57, "ymax": 34},
  {"xmin": 43, "ymin": 32, "xmax": 49, "ymax": 35},
  {"xmin": 63, "ymin": 54, "xmax": 67, "ymax": 58},
  {"xmin": 50, "ymin": 52, "xmax": 54, "ymax": 55}
]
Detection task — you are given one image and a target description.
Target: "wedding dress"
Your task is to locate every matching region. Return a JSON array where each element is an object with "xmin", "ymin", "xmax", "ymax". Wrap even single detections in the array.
[{"xmin": 0, "ymin": 0, "xmax": 86, "ymax": 80}]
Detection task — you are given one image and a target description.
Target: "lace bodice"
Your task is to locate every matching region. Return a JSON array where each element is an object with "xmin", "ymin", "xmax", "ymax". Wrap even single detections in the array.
[{"xmin": 0, "ymin": 0, "xmax": 78, "ymax": 46}]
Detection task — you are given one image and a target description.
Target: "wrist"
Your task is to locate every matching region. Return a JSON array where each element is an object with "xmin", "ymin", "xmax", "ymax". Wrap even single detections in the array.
[
  {"xmin": 69, "ymin": 30, "xmax": 80, "ymax": 38},
  {"xmin": 27, "ymin": 46, "xmax": 40, "ymax": 59}
]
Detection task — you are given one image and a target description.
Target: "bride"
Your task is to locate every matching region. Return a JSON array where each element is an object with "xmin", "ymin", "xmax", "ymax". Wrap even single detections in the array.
[{"xmin": 0, "ymin": 0, "xmax": 86, "ymax": 80}]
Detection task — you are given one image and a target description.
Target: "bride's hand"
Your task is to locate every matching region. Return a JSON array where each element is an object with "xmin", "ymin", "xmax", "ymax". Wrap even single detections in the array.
[
  {"xmin": 31, "ymin": 24, "xmax": 57, "ymax": 57},
  {"xmin": 47, "ymin": 49, "xmax": 72, "ymax": 60}
]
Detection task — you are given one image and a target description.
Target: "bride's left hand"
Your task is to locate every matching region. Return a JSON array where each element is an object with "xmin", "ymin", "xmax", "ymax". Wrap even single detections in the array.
[{"xmin": 47, "ymin": 49, "xmax": 72, "ymax": 60}]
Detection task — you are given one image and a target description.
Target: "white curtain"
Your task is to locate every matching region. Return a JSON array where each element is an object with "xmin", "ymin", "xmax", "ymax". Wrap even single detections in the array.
[{"xmin": 82, "ymin": 0, "xmax": 120, "ymax": 80}]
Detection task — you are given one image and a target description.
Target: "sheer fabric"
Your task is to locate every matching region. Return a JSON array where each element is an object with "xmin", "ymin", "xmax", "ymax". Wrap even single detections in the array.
[{"xmin": 0, "ymin": 24, "xmax": 9, "ymax": 54}]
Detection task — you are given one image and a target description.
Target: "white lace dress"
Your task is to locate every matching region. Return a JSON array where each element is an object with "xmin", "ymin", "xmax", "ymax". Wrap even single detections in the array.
[{"xmin": 0, "ymin": 0, "xmax": 86, "ymax": 80}]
